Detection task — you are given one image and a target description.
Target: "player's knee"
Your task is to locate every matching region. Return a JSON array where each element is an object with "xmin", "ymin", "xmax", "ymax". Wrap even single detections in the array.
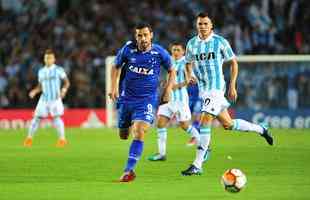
[
  {"xmin": 179, "ymin": 122, "xmax": 189, "ymax": 130},
  {"xmin": 119, "ymin": 128, "xmax": 130, "ymax": 140},
  {"xmin": 222, "ymin": 122, "xmax": 233, "ymax": 130},
  {"xmin": 157, "ymin": 122, "xmax": 166, "ymax": 129},
  {"xmin": 133, "ymin": 127, "xmax": 147, "ymax": 140},
  {"xmin": 201, "ymin": 113, "xmax": 214, "ymax": 126}
]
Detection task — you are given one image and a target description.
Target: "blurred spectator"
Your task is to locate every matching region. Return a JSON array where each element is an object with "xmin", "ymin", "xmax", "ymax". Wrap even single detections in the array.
[{"xmin": 0, "ymin": 0, "xmax": 309, "ymax": 109}]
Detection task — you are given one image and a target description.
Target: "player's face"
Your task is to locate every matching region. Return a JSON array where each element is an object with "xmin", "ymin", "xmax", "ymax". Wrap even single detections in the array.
[
  {"xmin": 135, "ymin": 27, "xmax": 153, "ymax": 51},
  {"xmin": 44, "ymin": 54, "xmax": 55, "ymax": 66},
  {"xmin": 196, "ymin": 17, "xmax": 213, "ymax": 38},
  {"xmin": 171, "ymin": 45, "xmax": 184, "ymax": 60}
]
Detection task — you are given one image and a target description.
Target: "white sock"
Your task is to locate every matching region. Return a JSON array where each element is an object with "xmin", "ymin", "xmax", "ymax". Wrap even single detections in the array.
[
  {"xmin": 157, "ymin": 128, "xmax": 167, "ymax": 156},
  {"xmin": 193, "ymin": 126, "xmax": 211, "ymax": 169},
  {"xmin": 53, "ymin": 117, "xmax": 66, "ymax": 140},
  {"xmin": 232, "ymin": 119, "xmax": 263, "ymax": 134},
  {"xmin": 27, "ymin": 117, "xmax": 41, "ymax": 138},
  {"xmin": 186, "ymin": 125, "xmax": 200, "ymax": 140}
]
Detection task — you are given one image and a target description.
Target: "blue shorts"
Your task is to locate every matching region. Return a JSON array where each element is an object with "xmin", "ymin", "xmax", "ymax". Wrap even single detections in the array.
[
  {"xmin": 117, "ymin": 100, "xmax": 155, "ymax": 129},
  {"xmin": 189, "ymin": 98, "xmax": 202, "ymax": 115}
]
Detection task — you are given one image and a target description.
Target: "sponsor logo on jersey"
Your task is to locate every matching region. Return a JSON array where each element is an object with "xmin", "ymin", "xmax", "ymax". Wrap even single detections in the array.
[{"xmin": 129, "ymin": 65, "xmax": 154, "ymax": 75}]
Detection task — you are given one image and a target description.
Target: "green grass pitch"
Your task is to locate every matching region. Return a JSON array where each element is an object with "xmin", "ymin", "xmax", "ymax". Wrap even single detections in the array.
[{"xmin": 0, "ymin": 128, "xmax": 309, "ymax": 200}]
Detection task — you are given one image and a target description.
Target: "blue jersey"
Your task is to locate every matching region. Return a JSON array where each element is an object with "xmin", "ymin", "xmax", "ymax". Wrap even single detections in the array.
[
  {"xmin": 38, "ymin": 64, "xmax": 67, "ymax": 102},
  {"xmin": 115, "ymin": 41, "xmax": 172, "ymax": 102},
  {"xmin": 185, "ymin": 33, "xmax": 235, "ymax": 94}
]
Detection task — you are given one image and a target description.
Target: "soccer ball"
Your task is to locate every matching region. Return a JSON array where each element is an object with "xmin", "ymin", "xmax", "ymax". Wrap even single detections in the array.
[{"xmin": 221, "ymin": 168, "xmax": 247, "ymax": 193}]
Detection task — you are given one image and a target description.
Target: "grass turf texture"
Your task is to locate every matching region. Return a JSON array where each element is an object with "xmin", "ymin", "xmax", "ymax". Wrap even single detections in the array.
[{"xmin": 0, "ymin": 128, "xmax": 309, "ymax": 200}]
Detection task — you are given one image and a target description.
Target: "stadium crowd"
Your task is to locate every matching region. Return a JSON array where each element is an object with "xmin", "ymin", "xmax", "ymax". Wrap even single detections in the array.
[{"xmin": 0, "ymin": 0, "xmax": 309, "ymax": 109}]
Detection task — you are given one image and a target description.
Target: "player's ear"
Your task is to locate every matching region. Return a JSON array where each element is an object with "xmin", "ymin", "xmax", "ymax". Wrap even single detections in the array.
[{"xmin": 150, "ymin": 31, "xmax": 153, "ymax": 40}]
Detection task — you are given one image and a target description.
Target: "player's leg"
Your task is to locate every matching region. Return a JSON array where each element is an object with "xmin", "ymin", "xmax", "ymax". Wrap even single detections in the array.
[
  {"xmin": 148, "ymin": 115, "xmax": 169, "ymax": 161},
  {"xmin": 179, "ymin": 120, "xmax": 199, "ymax": 146},
  {"xmin": 23, "ymin": 100, "xmax": 47, "ymax": 147},
  {"xmin": 24, "ymin": 117, "xmax": 42, "ymax": 147},
  {"xmin": 50, "ymin": 99, "xmax": 67, "ymax": 147},
  {"xmin": 119, "ymin": 102, "xmax": 154, "ymax": 182},
  {"xmin": 117, "ymin": 102, "xmax": 132, "ymax": 140},
  {"xmin": 148, "ymin": 103, "xmax": 172, "ymax": 161},
  {"xmin": 217, "ymin": 109, "xmax": 273, "ymax": 145},
  {"xmin": 52, "ymin": 116, "xmax": 67, "ymax": 147},
  {"xmin": 191, "ymin": 99, "xmax": 202, "ymax": 130},
  {"xmin": 120, "ymin": 121, "xmax": 150, "ymax": 182},
  {"xmin": 178, "ymin": 102, "xmax": 200, "ymax": 146},
  {"xmin": 182, "ymin": 112, "xmax": 213, "ymax": 175},
  {"xmin": 119, "ymin": 127, "xmax": 131, "ymax": 140}
]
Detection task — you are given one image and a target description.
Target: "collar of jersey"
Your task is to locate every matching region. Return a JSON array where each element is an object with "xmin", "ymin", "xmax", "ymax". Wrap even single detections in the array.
[
  {"xmin": 136, "ymin": 44, "xmax": 155, "ymax": 53},
  {"xmin": 173, "ymin": 56, "xmax": 185, "ymax": 63},
  {"xmin": 44, "ymin": 64, "xmax": 56, "ymax": 69},
  {"xmin": 197, "ymin": 32, "xmax": 214, "ymax": 42}
]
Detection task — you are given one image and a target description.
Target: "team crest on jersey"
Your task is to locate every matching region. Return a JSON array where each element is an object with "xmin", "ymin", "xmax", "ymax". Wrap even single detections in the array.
[{"xmin": 129, "ymin": 65, "xmax": 154, "ymax": 75}]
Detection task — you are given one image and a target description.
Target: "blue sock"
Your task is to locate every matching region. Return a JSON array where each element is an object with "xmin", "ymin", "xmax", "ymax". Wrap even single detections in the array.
[
  {"xmin": 193, "ymin": 120, "xmax": 200, "ymax": 132},
  {"xmin": 124, "ymin": 140, "xmax": 144, "ymax": 172}
]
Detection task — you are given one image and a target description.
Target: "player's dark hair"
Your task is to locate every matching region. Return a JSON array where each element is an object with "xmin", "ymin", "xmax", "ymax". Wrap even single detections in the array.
[
  {"xmin": 44, "ymin": 49, "xmax": 55, "ymax": 55},
  {"xmin": 196, "ymin": 12, "xmax": 210, "ymax": 19},
  {"xmin": 169, "ymin": 42, "xmax": 184, "ymax": 50},
  {"xmin": 134, "ymin": 23, "xmax": 153, "ymax": 33}
]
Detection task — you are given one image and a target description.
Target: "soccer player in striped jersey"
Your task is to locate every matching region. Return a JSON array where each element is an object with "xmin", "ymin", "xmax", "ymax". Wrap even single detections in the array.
[
  {"xmin": 148, "ymin": 43, "xmax": 200, "ymax": 161},
  {"xmin": 182, "ymin": 12, "xmax": 273, "ymax": 176},
  {"xmin": 109, "ymin": 24, "xmax": 176, "ymax": 182},
  {"xmin": 23, "ymin": 49, "xmax": 70, "ymax": 147}
]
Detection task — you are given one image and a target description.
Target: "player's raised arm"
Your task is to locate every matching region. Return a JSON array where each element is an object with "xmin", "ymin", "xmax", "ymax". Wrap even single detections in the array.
[
  {"xmin": 29, "ymin": 84, "xmax": 42, "ymax": 99},
  {"xmin": 227, "ymin": 58, "xmax": 238, "ymax": 102},
  {"xmin": 109, "ymin": 65, "xmax": 121, "ymax": 101}
]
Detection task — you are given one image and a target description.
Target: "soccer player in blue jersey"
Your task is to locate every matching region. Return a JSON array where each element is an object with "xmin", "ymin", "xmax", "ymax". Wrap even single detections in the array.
[
  {"xmin": 23, "ymin": 49, "xmax": 70, "ymax": 147},
  {"xmin": 109, "ymin": 24, "xmax": 176, "ymax": 182},
  {"xmin": 182, "ymin": 12, "xmax": 273, "ymax": 176},
  {"xmin": 148, "ymin": 43, "xmax": 200, "ymax": 161}
]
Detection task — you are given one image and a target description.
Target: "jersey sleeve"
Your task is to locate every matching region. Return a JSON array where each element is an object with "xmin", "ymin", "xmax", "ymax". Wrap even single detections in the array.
[
  {"xmin": 38, "ymin": 70, "xmax": 43, "ymax": 83},
  {"xmin": 160, "ymin": 48, "xmax": 172, "ymax": 71},
  {"xmin": 57, "ymin": 67, "xmax": 67, "ymax": 79},
  {"xmin": 185, "ymin": 40, "xmax": 194, "ymax": 63},
  {"xmin": 115, "ymin": 42, "xmax": 130, "ymax": 69},
  {"xmin": 222, "ymin": 39, "xmax": 236, "ymax": 61}
]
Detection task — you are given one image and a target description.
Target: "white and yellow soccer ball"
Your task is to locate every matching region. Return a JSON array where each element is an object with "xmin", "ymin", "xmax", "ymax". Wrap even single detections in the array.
[{"xmin": 221, "ymin": 168, "xmax": 247, "ymax": 193}]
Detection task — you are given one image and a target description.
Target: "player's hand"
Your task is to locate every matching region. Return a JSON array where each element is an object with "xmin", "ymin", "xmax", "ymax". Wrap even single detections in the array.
[
  {"xmin": 60, "ymin": 88, "xmax": 67, "ymax": 99},
  {"xmin": 189, "ymin": 77, "xmax": 197, "ymax": 84},
  {"xmin": 228, "ymin": 87, "xmax": 237, "ymax": 102},
  {"xmin": 108, "ymin": 90, "xmax": 119, "ymax": 102},
  {"xmin": 29, "ymin": 90, "xmax": 37, "ymax": 99},
  {"xmin": 160, "ymin": 90, "xmax": 170, "ymax": 105}
]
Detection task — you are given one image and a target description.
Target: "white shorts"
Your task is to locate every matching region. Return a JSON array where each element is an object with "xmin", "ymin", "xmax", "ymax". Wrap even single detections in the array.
[
  {"xmin": 201, "ymin": 90, "xmax": 230, "ymax": 116},
  {"xmin": 157, "ymin": 101, "xmax": 191, "ymax": 122},
  {"xmin": 34, "ymin": 98, "xmax": 64, "ymax": 118}
]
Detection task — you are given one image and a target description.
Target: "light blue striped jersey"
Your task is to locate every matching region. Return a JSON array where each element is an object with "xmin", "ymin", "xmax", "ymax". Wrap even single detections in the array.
[
  {"xmin": 170, "ymin": 56, "xmax": 188, "ymax": 103},
  {"xmin": 38, "ymin": 64, "xmax": 67, "ymax": 102},
  {"xmin": 185, "ymin": 33, "xmax": 235, "ymax": 94}
]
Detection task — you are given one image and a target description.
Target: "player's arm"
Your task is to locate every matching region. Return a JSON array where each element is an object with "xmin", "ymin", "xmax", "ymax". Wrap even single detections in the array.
[
  {"xmin": 29, "ymin": 84, "xmax": 42, "ymax": 99},
  {"xmin": 172, "ymin": 70, "xmax": 190, "ymax": 90},
  {"xmin": 60, "ymin": 77, "xmax": 70, "ymax": 98},
  {"xmin": 161, "ymin": 68, "xmax": 176, "ymax": 103},
  {"xmin": 109, "ymin": 65, "xmax": 122, "ymax": 101},
  {"xmin": 227, "ymin": 58, "xmax": 238, "ymax": 102}
]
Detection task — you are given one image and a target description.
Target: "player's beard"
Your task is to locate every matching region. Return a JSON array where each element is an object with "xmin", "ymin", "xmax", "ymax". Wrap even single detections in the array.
[{"xmin": 139, "ymin": 41, "xmax": 150, "ymax": 51}]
